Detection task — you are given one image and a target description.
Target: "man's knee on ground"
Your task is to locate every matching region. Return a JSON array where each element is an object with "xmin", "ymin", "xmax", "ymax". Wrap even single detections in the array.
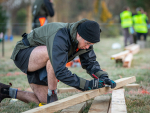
[{"xmin": 30, "ymin": 84, "xmax": 48, "ymax": 103}]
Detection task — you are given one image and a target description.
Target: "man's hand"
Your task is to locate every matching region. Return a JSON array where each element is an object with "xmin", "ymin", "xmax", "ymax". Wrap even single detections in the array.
[
  {"xmin": 87, "ymin": 78, "xmax": 105, "ymax": 90},
  {"xmin": 103, "ymin": 78, "xmax": 116, "ymax": 88},
  {"xmin": 98, "ymin": 74, "xmax": 116, "ymax": 89}
]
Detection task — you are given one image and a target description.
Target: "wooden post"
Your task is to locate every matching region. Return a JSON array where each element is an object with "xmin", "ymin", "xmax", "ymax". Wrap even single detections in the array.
[{"xmin": 26, "ymin": 5, "xmax": 32, "ymax": 33}]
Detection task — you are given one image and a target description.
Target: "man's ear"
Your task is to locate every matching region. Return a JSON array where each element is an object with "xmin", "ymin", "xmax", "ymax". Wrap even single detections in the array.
[
  {"xmin": 76, "ymin": 32, "xmax": 80, "ymax": 40},
  {"xmin": 77, "ymin": 32, "xmax": 79, "ymax": 37}
]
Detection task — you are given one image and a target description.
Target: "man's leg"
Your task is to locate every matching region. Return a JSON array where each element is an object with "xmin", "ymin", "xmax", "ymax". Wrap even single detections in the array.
[
  {"xmin": 0, "ymin": 83, "xmax": 49, "ymax": 104},
  {"xmin": 1, "ymin": 46, "xmax": 57, "ymax": 103},
  {"xmin": 28, "ymin": 46, "xmax": 58, "ymax": 89},
  {"xmin": 129, "ymin": 34, "xmax": 133, "ymax": 44},
  {"xmin": 28, "ymin": 46, "xmax": 58, "ymax": 103},
  {"xmin": 123, "ymin": 28, "xmax": 128, "ymax": 46},
  {"xmin": 0, "ymin": 83, "xmax": 39, "ymax": 103},
  {"xmin": 29, "ymin": 84, "xmax": 48, "ymax": 103},
  {"xmin": 16, "ymin": 90, "xmax": 40, "ymax": 103}
]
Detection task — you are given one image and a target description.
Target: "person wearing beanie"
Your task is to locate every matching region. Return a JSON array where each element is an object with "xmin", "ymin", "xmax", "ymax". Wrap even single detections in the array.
[{"xmin": 0, "ymin": 19, "xmax": 116, "ymax": 106}]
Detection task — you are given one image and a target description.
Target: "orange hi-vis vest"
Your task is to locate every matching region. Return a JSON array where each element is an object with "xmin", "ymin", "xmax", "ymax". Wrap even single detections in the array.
[{"xmin": 39, "ymin": 17, "xmax": 46, "ymax": 26}]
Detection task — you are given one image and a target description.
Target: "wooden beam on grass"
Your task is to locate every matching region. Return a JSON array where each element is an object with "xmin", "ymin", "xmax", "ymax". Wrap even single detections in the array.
[
  {"xmin": 124, "ymin": 44, "xmax": 136, "ymax": 50},
  {"xmin": 60, "ymin": 102, "xmax": 87, "ymax": 113},
  {"xmin": 111, "ymin": 89, "xmax": 127, "ymax": 113},
  {"xmin": 111, "ymin": 50, "xmax": 129, "ymax": 60},
  {"xmin": 88, "ymin": 96, "xmax": 110, "ymax": 113},
  {"xmin": 123, "ymin": 53, "xmax": 133, "ymax": 68},
  {"xmin": 125, "ymin": 44, "xmax": 140, "ymax": 54},
  {"xmin": 23, "ymin": 76, "xmax": 136, "ymax": 113}
]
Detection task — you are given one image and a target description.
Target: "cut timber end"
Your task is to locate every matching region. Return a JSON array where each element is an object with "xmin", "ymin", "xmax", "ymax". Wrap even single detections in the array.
[
  {"xmin": 111, "ymin": 50, "xmax": 129, "ymax": 60},
  {"xmin": 22, "ymin": 76, "xmax": 136, "ymax": 113},
  {"xmin": 111, "ymin": 89, "xmax": 127, "ymax": 113},
  {"xmin": 123, "ymin": 53, "xmax": 133, "ymax": 68}
]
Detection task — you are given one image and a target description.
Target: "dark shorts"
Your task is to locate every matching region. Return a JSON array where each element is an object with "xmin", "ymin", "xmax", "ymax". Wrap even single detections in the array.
[{"xmin": 14, "ymin": 47, "xmax": 48, "ymax": 86}]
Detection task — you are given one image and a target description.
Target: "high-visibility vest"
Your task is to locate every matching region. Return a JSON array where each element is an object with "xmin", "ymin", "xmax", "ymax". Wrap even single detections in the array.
[
  {"xmin": 133, "ymin": 14, "xmax": 148, "ymax": 33},
  {"xmin": 120, "ymin": 11, "xmax": 133, "ymax": 28}
]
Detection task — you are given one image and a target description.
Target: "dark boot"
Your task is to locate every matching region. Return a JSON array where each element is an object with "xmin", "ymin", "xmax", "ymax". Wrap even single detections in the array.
[
  {"xmin": 47, "ymin": 90, "xmax": 58, "ymax": 103},
  {"xmin": 0, "ymin": 83, "xmax": 11, "ymax": 103}
]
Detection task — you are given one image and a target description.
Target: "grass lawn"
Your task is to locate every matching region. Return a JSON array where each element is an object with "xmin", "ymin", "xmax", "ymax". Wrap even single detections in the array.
[{"xmin": 0, "ymin": 35, "xmax": 150, "ymax": 113}]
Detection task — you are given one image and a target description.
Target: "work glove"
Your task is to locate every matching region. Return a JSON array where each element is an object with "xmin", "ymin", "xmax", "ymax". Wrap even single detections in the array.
[
  {"xmin": 99, "ymin": 74, "xmax": 116, "ymax": 89},
  {"xmin": 103, "ymin": 78, "xmax": 116, "ymax": 88},
  {"xmin": 87, "ymin": 78, "xmax": 105, "ymax": 90}
]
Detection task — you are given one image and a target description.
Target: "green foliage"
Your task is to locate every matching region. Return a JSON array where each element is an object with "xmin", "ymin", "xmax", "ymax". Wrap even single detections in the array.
[
  {"xmin": 127, "ymin": 0, "xmax": 150, "ymax": 19},
  {"xmin": 93, "ymin": 0, "xmax": 112, "ymax": 23},
  {"xmin": 127, "ymin": 0, "xmax": 150, "ymax": 10},
  {"xmin": 16, "ymin": 8, "xmax": 27, "ymax": 23},
  {"xmin": 0, "ymin": 5, "xmax": 7, "ymax": 33}
]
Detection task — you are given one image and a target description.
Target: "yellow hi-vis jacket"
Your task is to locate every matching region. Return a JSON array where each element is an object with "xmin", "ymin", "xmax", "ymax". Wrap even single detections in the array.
[
  {"xmin": 120, "ymin": 10, "xmax": 133, "ymax": 28},
  {"xmin": 133, "ymin": 13, "xmax": 148, "ymax": 33}
]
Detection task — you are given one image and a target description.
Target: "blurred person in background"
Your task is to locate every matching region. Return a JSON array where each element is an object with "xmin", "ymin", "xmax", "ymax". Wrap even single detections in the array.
[
  {"xmin": 132, "ymin": 7, "xmax": 148, "ymax": 48},
  {"xmin": 0, "ymin": 19, "xmax": 116, "ymax": 105},
  {"xmin": 32, "ymin": 0, "xmax": 54, "ymax": 29},
  {"xmin": 120, "ymin": 6, "xmax": 133, "ymax": 47}
]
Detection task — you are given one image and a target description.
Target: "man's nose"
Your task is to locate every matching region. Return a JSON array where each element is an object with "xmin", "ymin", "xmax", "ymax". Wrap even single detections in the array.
[{"xmin": 86, "ymin": 45, "xmax": 90, "ymax": 49}]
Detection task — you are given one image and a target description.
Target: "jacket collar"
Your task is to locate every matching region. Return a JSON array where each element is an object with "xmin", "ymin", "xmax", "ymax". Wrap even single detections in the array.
[{"xmin": 69, "ymin": 18, "xmax": 89, "ymax": 44}]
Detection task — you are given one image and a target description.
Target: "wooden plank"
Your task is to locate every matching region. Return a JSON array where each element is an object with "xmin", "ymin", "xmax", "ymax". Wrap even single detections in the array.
[
  {"xmin": 111, "ymin": 50, "xmax": 129, "ymax": 60},
  {"xmin": 123, "ymin": 53, "xmax": 133, "ymax": 68},
  {"xmin": 58, "ymin": 88, "xmax": 81, "ymax": 93},
  {"xmin": 124, "ymin": 84, "xmax": 140, "ymax": 89},
  {"xmin": 130, "ymin": 45, "xmax": 140, "ymax": 54},
  {"xmin": 58, "ymin": 84, "xmax": 139, "ymax": 93},
  {"xmin": 124, "ymin": 44, "xmax": 135, "ymax": 50},
  {"xmin": 88, "ymin": 96, "xmax": 110, "ymax": 113},
  {"xmin": 60, "ymin": 102, "xmax": 86, "ymax": 113},
  {"xmin": 111, "ymin": 89, "xmax": 127, "ymax": 113},
  {"xmin": 23, "ymin": 76, "xmax": 136, "ymax": 113},
  {"xmin": 125, "ymin": 44, "xmax": 140, "ymax": 55}
]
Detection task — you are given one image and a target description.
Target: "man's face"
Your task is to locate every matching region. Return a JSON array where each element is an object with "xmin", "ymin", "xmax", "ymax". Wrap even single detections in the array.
[{"xmin": 77, "ymin": 33, "xmax": 94, "ymax": 49}]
